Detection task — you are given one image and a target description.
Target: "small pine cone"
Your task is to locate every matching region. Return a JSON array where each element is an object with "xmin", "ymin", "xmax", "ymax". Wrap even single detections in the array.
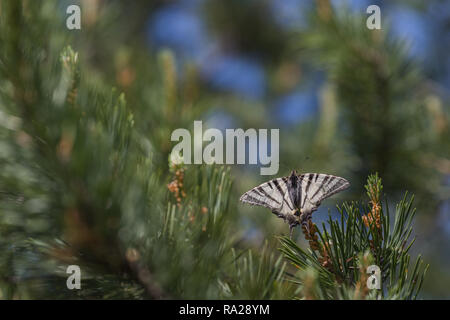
[{"xmin": 309, "ymin": 241, "xmax": 319, "ymax": 251}]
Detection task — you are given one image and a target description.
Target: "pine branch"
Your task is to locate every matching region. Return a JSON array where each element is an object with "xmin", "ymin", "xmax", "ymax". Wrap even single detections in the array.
[{"xmin": 279, "ymin": 174, "xmax": 429, "ymax": 300}]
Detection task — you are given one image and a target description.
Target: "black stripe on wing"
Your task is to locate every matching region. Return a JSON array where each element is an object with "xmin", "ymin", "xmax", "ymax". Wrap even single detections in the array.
[
  {"xmin": 240, "ymin": 177, "xmax": 294, "ymax": 215},
  {"xmin": 302, "ymin": 173, "xmax": 350, "ymax": 205}
]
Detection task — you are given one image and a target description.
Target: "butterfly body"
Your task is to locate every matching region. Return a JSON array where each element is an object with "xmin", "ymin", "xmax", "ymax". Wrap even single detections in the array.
[{"xmin": 240, "ymin": 170, "xmax": 350, "ymax": 237}]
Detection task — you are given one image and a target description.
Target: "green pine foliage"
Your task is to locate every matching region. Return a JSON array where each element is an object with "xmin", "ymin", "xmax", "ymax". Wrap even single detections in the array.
[
  {"xmin": 0, "ymin": 1, "xmax": 292, "ymax": 300},
  {"xmin": 0, "ymin": 0, "xmax": 436, "ymax": 300},
  {"xmin": 298, "ymin": 2, "xmax": 448, "ymax": 210},
  {"xmin": 279, "ymin": 174, "xmax": 428, "ymax": 300}
]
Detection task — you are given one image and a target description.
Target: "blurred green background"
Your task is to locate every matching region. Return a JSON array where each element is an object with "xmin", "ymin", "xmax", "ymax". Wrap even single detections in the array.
[{"xmin": 0, "ymin": 0, "xmax": 449, "ymax": 299}]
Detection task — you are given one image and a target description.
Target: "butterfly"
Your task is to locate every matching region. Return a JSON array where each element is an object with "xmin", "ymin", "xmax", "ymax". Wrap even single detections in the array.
[{"xmin": 239, "ymin": 170, "xmax": 350, "ymax": 237}]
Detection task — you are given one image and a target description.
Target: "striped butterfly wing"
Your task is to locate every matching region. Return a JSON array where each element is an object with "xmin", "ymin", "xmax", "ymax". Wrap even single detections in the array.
[
  {"xmin": 300, "ymin": 173, "xmax": 350, "ymax": 208},
  {"xmin": 239, "ymin": 177, "xmax": 295, "ymax": 218}
]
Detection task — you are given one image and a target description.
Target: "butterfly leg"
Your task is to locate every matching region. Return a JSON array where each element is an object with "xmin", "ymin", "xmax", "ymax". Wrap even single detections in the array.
[
  {"xmin": 288, "ymin": 218, "xmax": 299, "ymax": 239},
  {"xmin": 299, "ymin": 211, "xmax": 312, "ymax": 234},
  {"xmin": 273, "ymin": 210, "xmax": 287, "ymax": 222}
]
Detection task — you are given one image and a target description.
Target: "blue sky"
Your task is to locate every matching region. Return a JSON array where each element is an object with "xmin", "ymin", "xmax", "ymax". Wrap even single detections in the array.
[{"xmin": 147, "ymin": 0, "xmax": 448, "ymax": 120}]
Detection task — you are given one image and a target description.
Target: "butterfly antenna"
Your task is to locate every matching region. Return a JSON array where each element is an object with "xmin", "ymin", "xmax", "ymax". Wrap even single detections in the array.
[
  {"xmin": 278, "ymin": 156, "xmax": 309, "ymax": 175},
  {"xmin": 278, "ymin": 161, "xmax": 286, "ymax": 169},
  {"xmin": 278, "ymin": 162, "xmax": 293, "ymax": 176}
]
